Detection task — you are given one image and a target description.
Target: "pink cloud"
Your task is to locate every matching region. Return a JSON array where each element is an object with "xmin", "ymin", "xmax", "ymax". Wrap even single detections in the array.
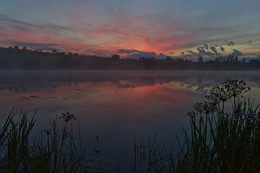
[{"xmin": 0, "ymin": 12, "xmax": 190, "ymax": 57}]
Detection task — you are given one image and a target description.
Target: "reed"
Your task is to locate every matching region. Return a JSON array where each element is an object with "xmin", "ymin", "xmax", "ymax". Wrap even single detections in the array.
[
  {"xmin": 133, "ymin": 80, "xmax": 260, "ymax": 173},
  {"xmin": 175, "ymin": 80, "xmax": 260, "ymax": 173},
  {"xmin": 0, "ymin": 111, "xmax": 89, "ymax": 172}
]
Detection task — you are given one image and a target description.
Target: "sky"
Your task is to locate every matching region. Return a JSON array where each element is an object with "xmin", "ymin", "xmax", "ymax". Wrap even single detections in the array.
[{"xmin": 0, "ymin": 0, "xmax": 260, "ymax": 59}]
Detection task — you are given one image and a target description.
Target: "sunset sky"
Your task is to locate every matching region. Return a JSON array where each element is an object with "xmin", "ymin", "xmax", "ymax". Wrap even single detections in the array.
[{"xmin": 0, "ymin": 0, "xmax": 260, "ymax": 59}]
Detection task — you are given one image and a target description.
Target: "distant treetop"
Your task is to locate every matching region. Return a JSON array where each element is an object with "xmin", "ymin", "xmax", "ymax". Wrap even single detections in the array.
[{"xmin": 112, "ymin": 54, "xmax": 120, "ymax": 60}]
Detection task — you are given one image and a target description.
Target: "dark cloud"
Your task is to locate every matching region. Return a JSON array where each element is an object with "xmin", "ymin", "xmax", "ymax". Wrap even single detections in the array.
[
  {"xmin": 184, "ymin": 50, "xmax": 199, "ymax": 57},
  {"xmin": 231, "ymin": 49, "xmax": 243, "ymax": 56},
  {"xmin": 210, "ymin": 46, "xmax": 221, "ymax": 56},
  {"xmin": 229, "ymin": 41, "xmax": 235, "ymax": 46},
  {"xmin": 117, "ymin": 49, "xmax": 165, "ymax": 59},
  {"xmin": 197, "ymin": 47, "xmax": 214, "ymax": 57},
  {"xmin": 220, "ymin": 46, "xmax": 225, "ymax": 52},
  {"xmin": 168, "ymin": 51, "xmax": 174, "ymax": 54},
  {"xmin": 0, "ymin": 15, "xmax": 74, "ymax": 39},
  {"xmin": 0, "ymin": 15, "xmax": 72, "ymax": 32},
  {"xmin": 204, "ymin": 44, "xmax": 209, "ymax": 50},
  {"xmin": 181, "ymin": 52, "xmax": 185, "ymax": 55},
  {"xmin": 13, "ymin": 42, "xmax": 58, "ymax": 51},
  {"xmin": 185, "ymin": 45, "xmax": 223, "ymax": 57},
  {"xmin": 224, "ymin": 40, "xmax": 235, "ymax": 46},
  {"xmin": 0, "ymin": 15, "xmax": 35, "ymax": 29},
  {"xmin": 187, "ymin": 50, "xmax": 195, "ymax": 54},
  {"xmin": 192, "ymin": 44, "xmax": 222, "ymax": 57},
  {"xmin": 117, "ymin": 49, "xmax": 141, "ymax": 54},
  {"xmin": 198, "ymin": 46, "xmax": 205, "ymax": 50},
  {"xmin": 82, "ymin": 48, "xmax": 111, "ymax": 56}
]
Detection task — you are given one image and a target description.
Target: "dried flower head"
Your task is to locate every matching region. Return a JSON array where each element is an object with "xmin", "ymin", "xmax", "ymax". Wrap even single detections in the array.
[
  {"xmin": 193, "ymin": 102, "xmax": 204, "ymax": 114},
  {"xmin": 206, "ymin": 79, "xmax": 250, "ymax": 104},
  {"xmin": 59, "ymin": 112, "xmax": 76, "ymax": 122},
  {"xmin": 203, "ymin": 101, "xmax": 216, "ymax": 114}
]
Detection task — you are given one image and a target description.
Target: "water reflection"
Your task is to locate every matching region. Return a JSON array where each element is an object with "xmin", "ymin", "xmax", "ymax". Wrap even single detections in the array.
[
  {"xmin": 0, "ymin": 71, "xmax": 260, "ymax": 163},
  {"xmin": 1, "ymin": 71, "xmax": 260, "ymax": 93}
]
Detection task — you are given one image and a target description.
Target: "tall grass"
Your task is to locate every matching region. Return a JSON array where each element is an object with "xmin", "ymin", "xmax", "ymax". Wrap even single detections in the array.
[
  {"xmin": 174, "ymin": 80, "xmax": 260, "ymax": 173},
  {"xmin": 133, "ymin": 131, "xmax": 175, "ymax": 173},
  {"xmin": 133, "ymin": 80, "xmax": 260, "ymax": 173},
  {"xmin": 0, "ymin": 111, "xmax": 89, "ymax": 172}
]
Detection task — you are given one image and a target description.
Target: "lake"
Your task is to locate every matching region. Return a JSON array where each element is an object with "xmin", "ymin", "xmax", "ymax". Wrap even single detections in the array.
[{"xmin": 0, "ymin": 70, "xmax": 260, "ymax": 169}]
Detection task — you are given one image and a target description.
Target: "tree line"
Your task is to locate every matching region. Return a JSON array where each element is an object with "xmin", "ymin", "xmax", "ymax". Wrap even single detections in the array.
[{"xmin": 0, "ymin": 46, "xmax": 259, "ymax": 70}]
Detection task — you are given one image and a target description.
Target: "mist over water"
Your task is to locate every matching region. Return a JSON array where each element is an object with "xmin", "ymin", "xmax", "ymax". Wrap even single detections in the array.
[{"xmin": 0, "ymin": 70, "xmax": 260, "ymax": 164}]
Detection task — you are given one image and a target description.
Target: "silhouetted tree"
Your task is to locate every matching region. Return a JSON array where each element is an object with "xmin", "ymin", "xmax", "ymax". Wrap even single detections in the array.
[
  {"xmin": 112, "ymin": 54, "xmax": 120, "ymax": 60},
  {"xmin": 198, "ymin": 56, "xmax": 203, "ymax": 63},
  {"xmin": 166, "ymin": 56, "xmax": 172, "ymax": 61},
  {"xmin": 0, "ymin": 46, "xmax": 260, "ymax": 70},
  {"xmin": 250, "ymin": 59, "xmax": 259, "ymax": 64},
  {"xmin": 235, "ymin": 56, "xmax": 238, "ymax": 62}
]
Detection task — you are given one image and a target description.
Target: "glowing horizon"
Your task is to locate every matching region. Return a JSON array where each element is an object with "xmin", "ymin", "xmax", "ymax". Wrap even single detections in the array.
[{"xmin": 0, "ymin": 0, "xmax": 260, "ymax": 59}]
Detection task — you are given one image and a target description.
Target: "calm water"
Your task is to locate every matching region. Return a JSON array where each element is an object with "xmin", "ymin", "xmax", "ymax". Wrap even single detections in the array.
[{"xmin": 1, "ymin": 70, "xmax": 260, "ymax": 166}]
